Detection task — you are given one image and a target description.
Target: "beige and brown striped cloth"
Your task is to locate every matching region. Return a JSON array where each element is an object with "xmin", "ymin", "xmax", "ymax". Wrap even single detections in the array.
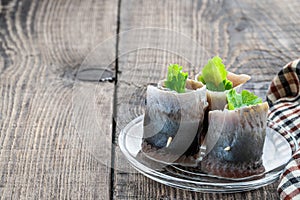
[{"xmin": 267, "ymin": 59, "xmax": 300, "ymax": 200}]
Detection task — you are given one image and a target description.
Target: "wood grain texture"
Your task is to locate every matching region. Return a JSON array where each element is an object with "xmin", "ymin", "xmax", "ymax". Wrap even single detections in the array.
[
  {"xmin": 114, "ymin": 0, "xmax": 300, "ymax": 199},
  {"xmin": 0, "ymin": 0, "xmax": 117, "ymax": 199},
  {"xmin": 1, "ymin": 0, "xmax": 300, "ymax": 199}
]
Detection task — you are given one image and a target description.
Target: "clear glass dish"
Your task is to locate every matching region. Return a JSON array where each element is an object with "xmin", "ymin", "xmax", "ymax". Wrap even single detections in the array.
[{"xmin": 119, "ymin": 115, "xmax": 298, "ymax": 193}]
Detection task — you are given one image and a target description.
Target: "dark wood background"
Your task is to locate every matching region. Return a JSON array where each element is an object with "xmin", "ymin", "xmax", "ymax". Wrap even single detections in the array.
[{"xmin": 1, "ymin": 0, "xmax": 299, "ymax": 199}]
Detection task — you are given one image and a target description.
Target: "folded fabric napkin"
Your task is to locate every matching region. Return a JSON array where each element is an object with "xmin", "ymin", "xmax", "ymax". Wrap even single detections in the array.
[{"xmin": 266, "ymin": 59, "xmax": 300, "ymax": 199}]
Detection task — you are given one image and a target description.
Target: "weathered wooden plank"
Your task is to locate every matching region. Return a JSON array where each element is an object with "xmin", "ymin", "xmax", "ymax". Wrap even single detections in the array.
[
  {"xmin": 0, "ymin": 0, "xmax": 118, "ymax": 199},
  {"xmin": 114, "ymin": 0, "xmax": 300, "ymax": 199}
]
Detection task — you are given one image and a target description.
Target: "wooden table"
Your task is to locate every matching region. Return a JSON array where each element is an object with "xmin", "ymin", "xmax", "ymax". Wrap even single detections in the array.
[{"xmin": 1, "ymin": 0, "xmax": 299, "ymax": 199}]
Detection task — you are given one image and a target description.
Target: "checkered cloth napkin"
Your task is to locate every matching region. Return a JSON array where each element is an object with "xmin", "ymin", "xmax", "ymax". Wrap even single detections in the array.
[{"xmin": 266, "ymin": 59, "xmax": 300, "ymax": 199}]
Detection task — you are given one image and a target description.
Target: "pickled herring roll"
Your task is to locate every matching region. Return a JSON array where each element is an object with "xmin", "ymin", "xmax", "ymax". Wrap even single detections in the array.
[
  {"xmin": 201, "ymin": 89, "xmax": 269, "ymax": 178},
  {"xmin": 196, "ymin": 56, "xmax": 250, "ymax": 111},
  {"xmin": 142, "ymin": 64, "xmax": 208, "ymax": 166}
]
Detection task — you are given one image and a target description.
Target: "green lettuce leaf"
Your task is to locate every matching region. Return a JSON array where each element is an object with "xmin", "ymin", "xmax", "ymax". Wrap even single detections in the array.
[
  {"xmin": 198, "ymin": 56, "xmax": 233, "ymax": 91},
  {"xmin": 164, "ymin": 64, "xmax": 188, "ymax": 93},
  {"xmin": 227, "ymin": 89, "xmax": 263, "ymax": 110}
]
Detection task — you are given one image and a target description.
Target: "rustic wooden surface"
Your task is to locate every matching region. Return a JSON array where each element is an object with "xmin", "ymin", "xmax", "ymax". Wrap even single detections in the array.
[
  {"xmin": 1, "ymin": 0, "xmax": 300, "ymax": 199},
  {"xmin": 0, "ymin": 0, "xmax": 118, "ymax": 199}
]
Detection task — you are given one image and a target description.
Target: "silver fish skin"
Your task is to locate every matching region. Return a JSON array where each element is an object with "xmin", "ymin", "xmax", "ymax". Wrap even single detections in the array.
[
  {"xmin": 143, "ymin": 79, "xmax": 208, "ymax": 164},
  {"xmin": 201, "ymin": 102, "xmax": 269, "ymax": 177}
]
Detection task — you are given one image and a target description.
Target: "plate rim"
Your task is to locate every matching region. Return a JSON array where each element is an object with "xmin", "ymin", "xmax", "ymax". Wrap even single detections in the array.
[{"xmin": 119, "ymin": 115, "xmax": 296, "ymax": 192}]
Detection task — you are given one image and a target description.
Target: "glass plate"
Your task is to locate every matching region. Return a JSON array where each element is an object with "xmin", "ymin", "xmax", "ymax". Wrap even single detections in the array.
[{"xmin": 119, "ymin": 115, "xmax": 298, "ymax": 193}]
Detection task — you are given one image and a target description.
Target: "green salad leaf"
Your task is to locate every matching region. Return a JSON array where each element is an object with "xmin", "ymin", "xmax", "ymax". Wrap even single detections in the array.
[
  {"xmin": 164, "ymin": 64, "xmax": 188, "ymax": 93},
  {"xmin": 198, "ymin": 56, "xmax": 233, "ymax": 91},
  {"xmin": 227, "ymin": 89, "xmax": 263, "ymax": 110}
]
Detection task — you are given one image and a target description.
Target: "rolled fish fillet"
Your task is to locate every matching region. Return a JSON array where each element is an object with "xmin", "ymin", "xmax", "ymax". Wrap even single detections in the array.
[
  {"xmin": 142, "ymin": 79, "xmax": 208, "ymax": 166},
  {"xmin": 201, "ymin": 102, "xmax": 269, "ymax": 178},
  {"xmin": 196, "ymin": 71, "xmax": 251, "ymax": 111}
]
